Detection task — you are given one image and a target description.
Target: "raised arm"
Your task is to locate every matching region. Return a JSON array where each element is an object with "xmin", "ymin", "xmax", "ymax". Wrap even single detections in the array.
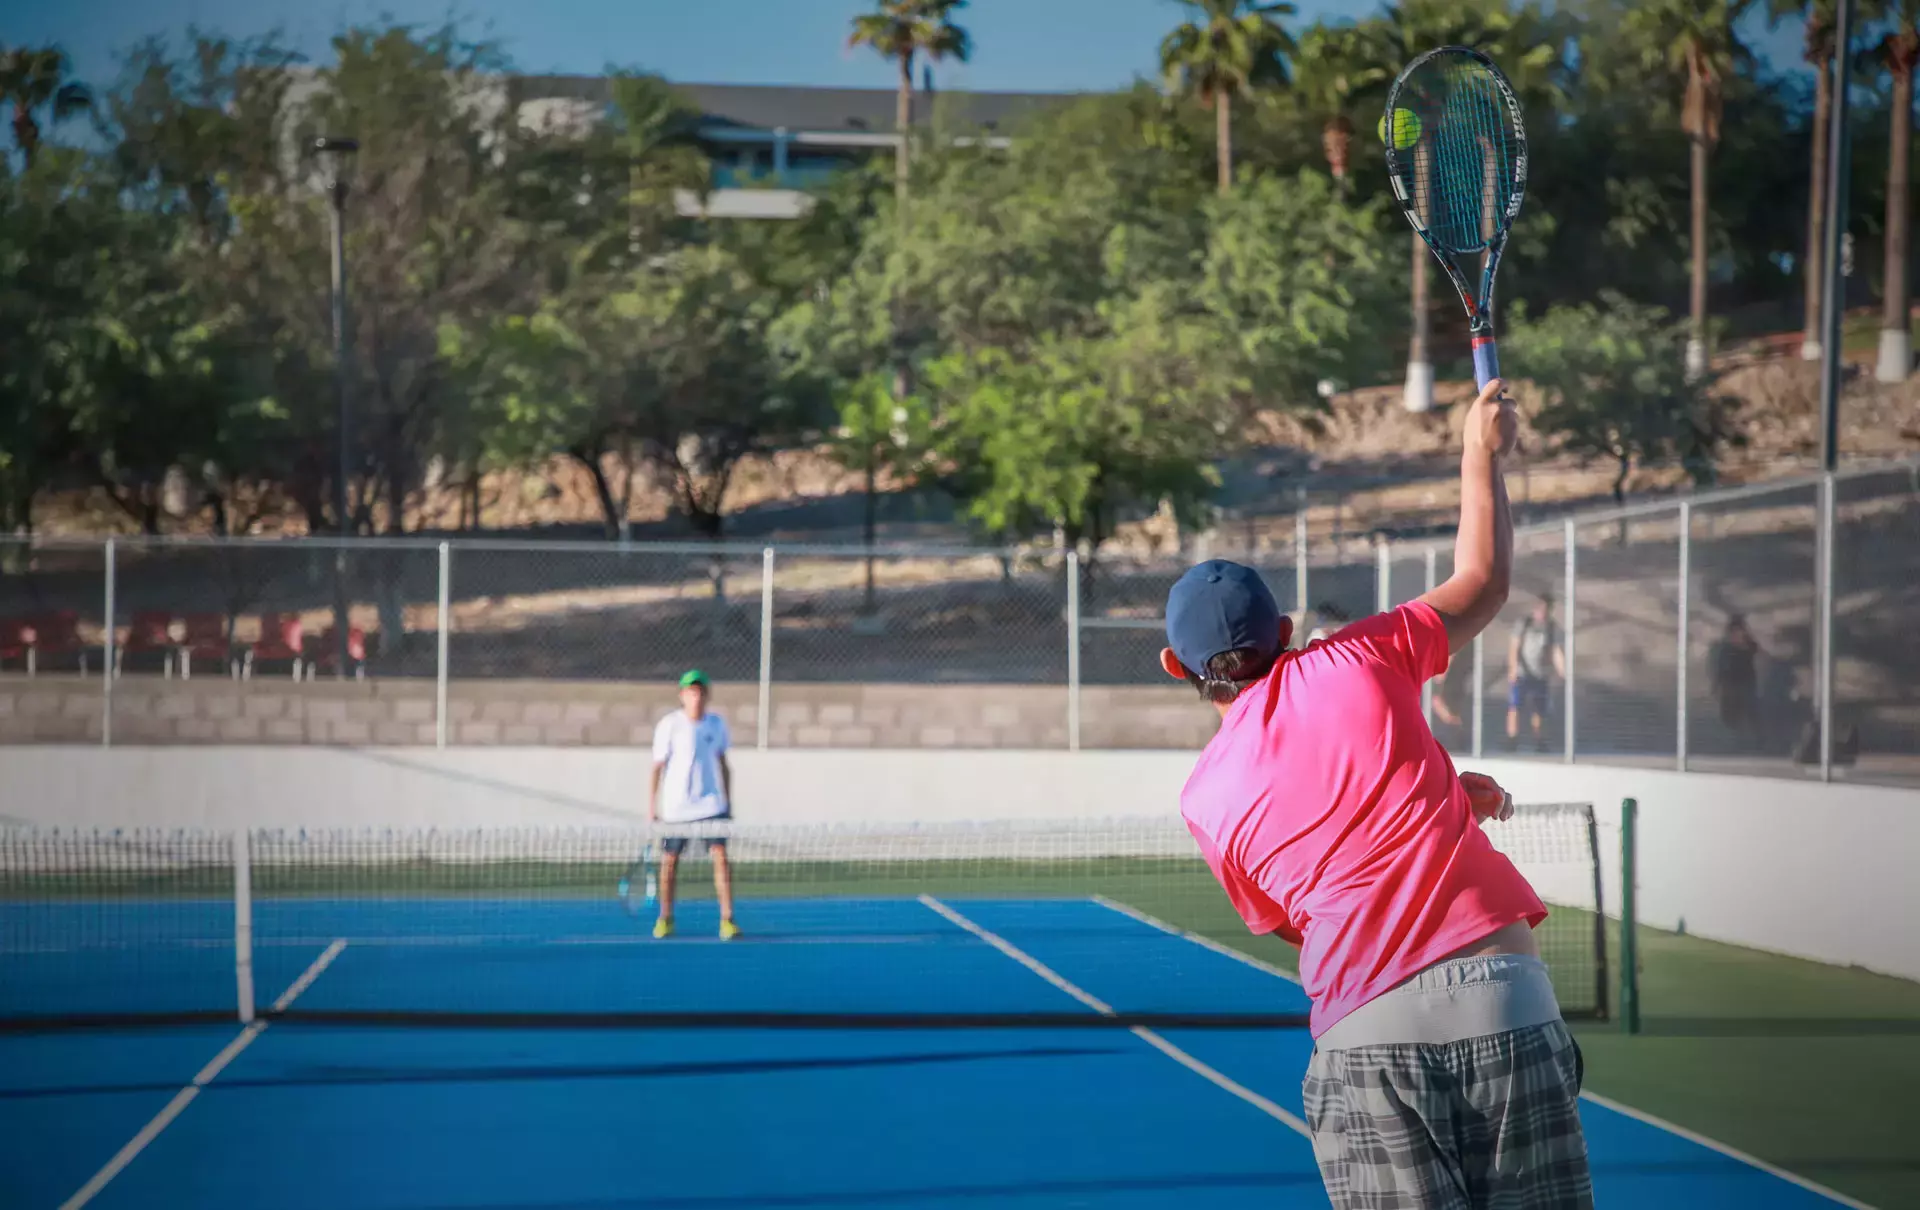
[{"xmin": 1420, "ymin": 378, "xmax": 1518, "ymax": 655}]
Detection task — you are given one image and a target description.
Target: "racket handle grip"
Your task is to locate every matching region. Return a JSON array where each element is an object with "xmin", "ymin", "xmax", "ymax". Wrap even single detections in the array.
[{"xmin": 1472, "ymin": 337, "xmax": 1501, "ymax": 390}]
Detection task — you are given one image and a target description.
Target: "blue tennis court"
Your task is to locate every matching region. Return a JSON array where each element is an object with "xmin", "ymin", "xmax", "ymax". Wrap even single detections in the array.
[{"xmin": 0, "ymin": 891, "xmax": 1870, "ymax": 1209}]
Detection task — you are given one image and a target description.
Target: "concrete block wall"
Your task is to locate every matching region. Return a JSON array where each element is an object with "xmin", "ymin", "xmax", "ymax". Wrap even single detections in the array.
[{"xmin": 0, "ymin": 675, "xmax": 1217, "ymax": 750}]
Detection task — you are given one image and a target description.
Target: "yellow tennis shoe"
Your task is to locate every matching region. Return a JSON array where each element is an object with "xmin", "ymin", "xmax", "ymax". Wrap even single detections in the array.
[
  {"xmin": 652, "ymin": 916, "xmax": 674, "ymax": 939},
  {"xmin": 719, "ymin": 919, "xmax": 741, "ymax": 941}
]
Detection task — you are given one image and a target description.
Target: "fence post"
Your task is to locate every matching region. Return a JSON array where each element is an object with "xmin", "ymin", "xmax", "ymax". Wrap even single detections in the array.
[
  {"xmin": 758, "ymin": 547, "xmax": 775, "ymax": 751},
  {"xmin": 1471, "ymin": 631, "xmax": 1485, "ymax": 758},
  {"xmin": 102, "ymin": 538, "xmax": 116, "ymax": 747},
  {"xmin": 435, "ymin": 541, "xmax": 451, "ymax": 749},
  {"xmin": 233, "ymin": 830, "xmax": 255, "ymax": 1025},
  {"xmin": 1563, "ymin": 518, "xmax": 1577, "ymax": 764},
  {"xmin": 1294, "ymin": 500, "xmax": 1309, "ymax": 619},
  {"xmin": 1422, "ymin": 546, "xmax": 1437, "ymax": 722},
  {"xmin": 1619, "ymin": 798, "xmax": 1640, "ymax": 1036},
  {"xmin": 1066, "ymin": 551, "xmax": 1082, "ymax": 753},
  {"xmin": 1675, "ymin": 503, "xmax": 1690, "ymax": 772},
  {"xmin": 1818, "ymin": 473, "xmax": 1836, "ymax": 783},
  {"xmin": 1375, "ymin": 539, "xmax": 1391, "ymax": 615}
]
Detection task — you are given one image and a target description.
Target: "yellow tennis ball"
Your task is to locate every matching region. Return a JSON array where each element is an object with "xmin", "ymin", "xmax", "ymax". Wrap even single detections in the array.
[{"xmin": 1378, "ymin": 108, "xmax": 1422, "ymax": 150}]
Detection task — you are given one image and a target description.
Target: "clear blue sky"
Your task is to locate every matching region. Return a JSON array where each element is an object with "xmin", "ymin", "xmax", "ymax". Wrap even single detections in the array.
[{"xmin": 5, "ymin": 0, "xmax": 1803, "ymax": 96}]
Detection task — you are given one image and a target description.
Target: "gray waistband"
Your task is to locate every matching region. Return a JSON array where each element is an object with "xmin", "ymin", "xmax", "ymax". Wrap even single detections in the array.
[{"xmin": 1316, "ymin": 954, "xmax": 1563, "ymax": 1050}]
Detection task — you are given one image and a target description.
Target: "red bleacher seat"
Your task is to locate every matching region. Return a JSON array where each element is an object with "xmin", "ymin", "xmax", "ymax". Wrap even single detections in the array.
[
  {"xmin": 179, "ymin": 613, "xmax": 233, "ymax": 679},
  {"xmin": 119, "ymin": 610, "xmax": 179, "ymax": 676},
  {"xmin": 0, "ymin": 617, "xmax": 33, "ymax": 673},
  {"xmin": 244, "ymin": 613, "xmax": 307, "ymax": 680},
  {"xmin": 25, "ymin": 611, "xmax": 91, "ymax": 674},
  {"xmin": 308, "ymin": 625, "xmax": 369, "ymax": 679}
]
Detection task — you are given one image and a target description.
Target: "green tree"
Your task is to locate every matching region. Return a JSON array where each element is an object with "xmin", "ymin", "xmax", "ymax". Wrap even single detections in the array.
[
  {"xmin": 1159, "ymin": 0, "xmax": 1298, "ymax": 194},
  {"xmin": 1293, "ymin": 23, "xmax": 1378, "ymax": 189},
  {"xmin": 848, "ymin": 0, "xmax": 972, "ymax": 201},
  {"xmin": 1625, "ymin": 0, "xmax": 1757, "ymax": 377},
  {"xmin": 1506, "ymin": 293, "xmax": 1741, "ymax": 508},
  {"xmin": 0, "ymin": 45, "xmax": 92, "ymax": 167},
  {"xmin": 1872, "ymin": 0, "xmax": 1918, "ymax": 381}
]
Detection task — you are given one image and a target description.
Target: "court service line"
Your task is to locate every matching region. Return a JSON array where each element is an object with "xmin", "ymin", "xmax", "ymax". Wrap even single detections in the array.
[
  {"xmin": 58, "ymin": 939, "xmax": 348, "ymax": 1210},
  {"xmin": 1092, "ymin": 896, "xmax": 1874, "ymax": 1210},
  {"xmin": 917, "ymin": 895, "xmax": 1310, "ymax": 1138}
]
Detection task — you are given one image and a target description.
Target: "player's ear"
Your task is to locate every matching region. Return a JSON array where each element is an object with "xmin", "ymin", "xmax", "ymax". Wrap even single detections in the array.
[{"xmin": 1158, "ymin": 647, "xmax": 1187, "ymax": 682}]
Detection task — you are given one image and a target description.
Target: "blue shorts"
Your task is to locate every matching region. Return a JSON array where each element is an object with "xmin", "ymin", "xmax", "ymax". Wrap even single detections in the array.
[
  {"xmin": 658, "ymin": 818, "xmax": 729, "ymax": 857},
  {"xmin": 1509, "ymin": 675, "xmax": 1551, "ymax": 715}
]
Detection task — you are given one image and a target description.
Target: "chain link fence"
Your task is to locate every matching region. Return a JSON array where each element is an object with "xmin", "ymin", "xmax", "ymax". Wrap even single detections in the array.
[{"xmin": 1, "ymin": 462, "xmax": 1913, "ymax": 787}]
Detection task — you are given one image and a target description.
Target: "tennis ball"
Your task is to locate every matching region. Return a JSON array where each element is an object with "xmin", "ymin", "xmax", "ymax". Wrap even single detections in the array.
[{"xmin": 1378, "ymin": 107, "xmax": 1422, "ymax": 150}]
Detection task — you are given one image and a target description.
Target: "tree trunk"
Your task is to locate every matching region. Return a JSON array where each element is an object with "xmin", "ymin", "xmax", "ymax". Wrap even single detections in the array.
[
  {"xmin": 572, "ymin": 448, "xmax": 623, "ymax": 539},
  {"xmin": 1879, "ymin": 51, "xmax": 1915, "ymax": 383},
  {"xmin": 1802, "ymin": 60, "xmax": 1831, "ymax": 360},
  {"xmin": 1216, "ymin": 94, "xmax": 1233, "ymax": 195},
  {"xmin": 896, "ymin": 52, "xmax": 914, "ymax": 203},
  {"xmin": 1688, "ymin": 134, "xmax": 1711, "ymax": 378},
  {"xmin": 1405, "ymin": 231, "xmax": 1433, "ymax": 412}
]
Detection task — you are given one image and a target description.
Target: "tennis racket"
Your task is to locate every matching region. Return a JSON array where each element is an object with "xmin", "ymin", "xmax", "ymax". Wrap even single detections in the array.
[
  {"xmin": 617, "ymin": 841, "xmax": 657, "ymax": 916},
  {"xmin": 1382, "ymin": 46, "xmax": 1528, "ymax": 389}
]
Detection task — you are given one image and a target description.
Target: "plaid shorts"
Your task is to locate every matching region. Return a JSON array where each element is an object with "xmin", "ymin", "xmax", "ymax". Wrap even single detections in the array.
[{"xmin": 1303, "ymin": 1020, "xmax": 1594, "ymax": 1210}]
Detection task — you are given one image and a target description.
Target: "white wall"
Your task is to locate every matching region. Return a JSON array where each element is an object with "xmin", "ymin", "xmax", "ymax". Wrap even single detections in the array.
[{"xmin": 4, "ymin": 746, "xmax": 1916, "ymax": 982}]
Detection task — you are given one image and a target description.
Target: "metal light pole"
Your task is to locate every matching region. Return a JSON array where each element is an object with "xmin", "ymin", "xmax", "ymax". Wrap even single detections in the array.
[
  {"xmin": 1814, "ymin": 2, "xmax": 1853, "ymax": 777},
  {"xmin": 1817, "ymin": 0, "xmax": 1854, "ymax": 474},
  {"xmin": 315, "ymin": 136, "xmax": 358, "ymax": 679}
]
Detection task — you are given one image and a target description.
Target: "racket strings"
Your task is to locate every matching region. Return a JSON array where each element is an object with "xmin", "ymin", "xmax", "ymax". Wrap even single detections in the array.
[{"xmin": 1402, "ymin": 58, "xmax": 1519, "ymax": 257}]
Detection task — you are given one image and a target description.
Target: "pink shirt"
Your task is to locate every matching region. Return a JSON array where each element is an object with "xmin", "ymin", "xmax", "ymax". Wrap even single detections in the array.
[{"xmin": 1179, "ymin": 601, "xmax": 1548, "ymax": 1037}]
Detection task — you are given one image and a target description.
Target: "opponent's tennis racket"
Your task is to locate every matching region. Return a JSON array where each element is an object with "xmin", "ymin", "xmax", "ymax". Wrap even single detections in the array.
[
  {"xmin": 617, "ymin": 841, "xmax": 657, "ymax": 916},
  {"xmin": 1383, "ymin": 46, "xmax": 1528, "ymax": 389}
]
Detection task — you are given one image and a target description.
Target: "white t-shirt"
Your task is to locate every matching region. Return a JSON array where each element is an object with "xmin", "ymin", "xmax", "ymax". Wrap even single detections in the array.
[{"xmin": 651, "ymin": 710, "xmax": 731, "ymax": 822}]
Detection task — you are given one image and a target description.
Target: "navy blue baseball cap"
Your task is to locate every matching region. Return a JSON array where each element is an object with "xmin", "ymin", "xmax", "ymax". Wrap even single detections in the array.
[{"xmin": 1164, "ymin": 560, "xmax": 1283, "ymax": 676}]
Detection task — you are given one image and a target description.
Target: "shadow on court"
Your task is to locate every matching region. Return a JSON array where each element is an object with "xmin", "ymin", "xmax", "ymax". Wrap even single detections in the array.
[{"xmin": 0, "ymin": 1043, "xmax": 1126, "ymax": 1101}]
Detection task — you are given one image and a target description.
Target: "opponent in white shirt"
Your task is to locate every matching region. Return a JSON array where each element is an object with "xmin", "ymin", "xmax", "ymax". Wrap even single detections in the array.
[{"xmin": 648, "ymin": 669, "xmax": 739, "ymax": 940}]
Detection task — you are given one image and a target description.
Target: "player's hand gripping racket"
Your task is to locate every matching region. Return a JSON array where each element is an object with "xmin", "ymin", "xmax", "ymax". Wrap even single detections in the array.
[{"xmin": 1383, "ymin": 46, "xmax": 1528, "ymax": 389}]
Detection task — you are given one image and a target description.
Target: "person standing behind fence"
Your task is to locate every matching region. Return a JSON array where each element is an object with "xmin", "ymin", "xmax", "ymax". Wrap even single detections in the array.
[
  {"xmin": 649, "ymin": 670, "xmax": 741, "ymax": 941},
  {"xmin": 1507, "ymin": 595, "xmax": 1564, "ymax": 751},
  {"xmin": 1709, "ymin": 614, "xmax": 1764, "ymax": 749}
]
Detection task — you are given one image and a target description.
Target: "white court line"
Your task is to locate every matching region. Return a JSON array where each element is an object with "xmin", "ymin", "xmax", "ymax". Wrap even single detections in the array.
[
  {"xmin": 1580, "ymin": 1091, "xmax": 1877, "ymax": 1210},
  {"xmin": 1093, "ymin": 895, "xmax": 1875, "ymax": 1210},
  {"xmin": 58, "ymin": 939, "xmax": 347, "ymax": 1210},
  {"xmin": 918, "ymin": 895, "xmax": 1310, "ymax": 1138}
]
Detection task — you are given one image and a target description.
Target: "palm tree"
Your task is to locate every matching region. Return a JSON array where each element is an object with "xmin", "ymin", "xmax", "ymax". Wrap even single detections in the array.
[
  {"xmin": 0, "ymin": 45, "xmax": 92, "ymax": 168},
  {"xmin": 848, "ymin": 0, "xmax": 971, "ymax": 203},
  {"xmin": 1873, "ymin": 0, "xmax": 1918, "ymax": 381},
  {"xmin": 1294, "ymin": 23, "xmax": 1377, "ymax": 191},
  {"xmin": 1773, "ymin": 0, "xmax": 1840, "ymax": 361},
  {"xmin": 1626, "ymin": 0, "xmax": 1757, "ymax": 379},
  {"xmin": 1159, "ymin": 0, "xmax": 1297, "ymax": 195}
]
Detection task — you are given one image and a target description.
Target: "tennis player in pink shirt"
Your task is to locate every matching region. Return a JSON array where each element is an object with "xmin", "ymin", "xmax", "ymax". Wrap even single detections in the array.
[{"xmin": 1161, "ymin": 378, "xmax": 1593, "ymax": 1209}]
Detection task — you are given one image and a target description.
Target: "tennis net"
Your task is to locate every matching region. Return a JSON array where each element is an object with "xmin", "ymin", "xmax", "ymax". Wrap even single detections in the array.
[{"xmin": 1, "ymin": 807, "xmax": 1610, "ymax": 1030}]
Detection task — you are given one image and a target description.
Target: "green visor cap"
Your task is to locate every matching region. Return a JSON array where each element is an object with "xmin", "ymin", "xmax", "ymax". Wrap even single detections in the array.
[{"xmin": 678, "ymin": 669, "xmax": 710, "ymax": 689}]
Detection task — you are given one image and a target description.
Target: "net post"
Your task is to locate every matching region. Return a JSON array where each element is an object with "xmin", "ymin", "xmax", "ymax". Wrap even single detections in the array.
[
  {"xmin": 1421, "ymin": 546, "xmax": 1437, "ymax": 722},
  {"xmin": 1584, "ymin": 804, "xmax": 1610, "ymax": 1023},
  {"xmin": 758, "ymin": 547, "xmax": 775, "ymax": 751},
  {"xmin": 1066, "ymin": 550, "xmax": 1082, "ymax": 752},
  {"xmin": 102, "ymin": 538, "xmax": 116, "ymax": 747},
  {"xmin": 1619, "ymin": 798, "xmax": 1640, "ymax": 1035},
  {"xmin": 1375, "ymin": 539, "xmax": 1390, "ymax": 615},
  {"xmin": 435, "ymin": 540, "xmax": 451, "ymax": 749},
  {"xmin": 1675, "ymin": 502, "xmax": 1690, "ymax": 771},
  {"xmin": 233, "ymin": 830, "xmax": 256, "ymax": 1024},
  {"xmin": 1563, "ymin": 518, "xmax": 1576, "ymax": 763},
  {"xmin": 1294, "ymin": 495, "xmax": 1308, "ymax": 619}
]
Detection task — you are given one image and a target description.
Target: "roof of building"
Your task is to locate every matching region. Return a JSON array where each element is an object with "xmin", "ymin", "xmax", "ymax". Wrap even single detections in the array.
[{"xmin": 509, "ymin": 76, "xmax": 1078, "ymax": 135}]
